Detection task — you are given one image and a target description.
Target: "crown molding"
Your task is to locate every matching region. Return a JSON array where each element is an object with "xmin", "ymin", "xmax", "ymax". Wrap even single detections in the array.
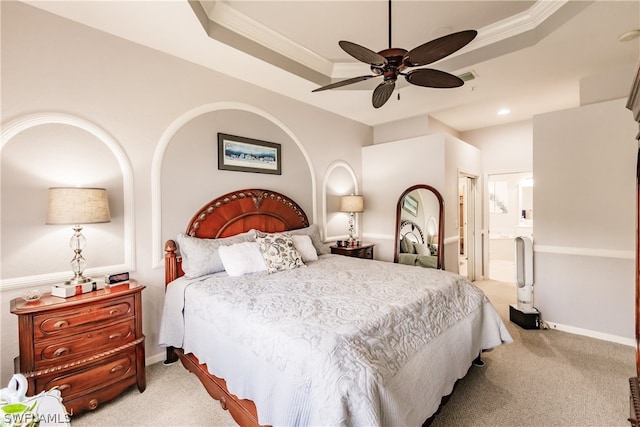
[
  {"xmin": 203, "ymin": 0, "xmax": 568, "ymax": 80},
  {"xmin": 205, "ymin": 1, "xmax": 333, "ymax": 76}
]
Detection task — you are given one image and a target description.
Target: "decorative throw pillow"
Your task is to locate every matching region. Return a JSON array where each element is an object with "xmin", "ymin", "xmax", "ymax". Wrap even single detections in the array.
[
  {"xmin": 176, "ymin": 230, "xmax": 256, "ymax": 278},
  {"xmin": 292, "ymin": 234, "xmax": 318, "ymax": 262},
  {"xmin": 218, "ymin": 242, "xmax": 267, "ymax": 276},
  {"xmin": 255, "ymin": 231, "xmax": 305, "ymax": 274},
  {"xmin": 289, "ymin": 224, "xmax": 328, "ymax": 255}
]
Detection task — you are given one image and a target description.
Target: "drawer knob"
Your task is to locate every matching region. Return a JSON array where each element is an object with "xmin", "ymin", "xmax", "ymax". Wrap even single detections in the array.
[
  {"xmin": 109, "ymin": 309, "xmax": 119, "ymax": 315},
  {"xmin": 58, "ymin": 384, "xmax": 71, "ymax": 392},
  {"xmin": 110, "ymin": 364, "xmax": 125, "ymax": 374},
  {"xmin": 53, "ymin": 347, "xmax": 70, "ymax": 357},
  {"xmin": 53, "ymin": 320, "xmax": 69, "ymax": 329},
  {"xmin": 88, "ymin": 399, "xmax": 99, "ymax": 410},
  {"xmin": 108, "ymin": 333, "xmax": 122, "ymax": 340},
  {"xmin": 220, "ymin": 396, "xmax": 227, "ymax": 410}
]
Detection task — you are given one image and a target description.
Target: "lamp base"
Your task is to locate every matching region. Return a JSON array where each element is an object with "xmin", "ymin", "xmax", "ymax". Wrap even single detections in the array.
[{"xmin": 64, "ymin": 276, "xmax": 93, "ymax": 286}]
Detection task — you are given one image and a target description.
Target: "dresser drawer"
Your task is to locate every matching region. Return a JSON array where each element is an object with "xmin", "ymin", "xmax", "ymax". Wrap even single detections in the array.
[
  {"xmin": 34, "ymin": 295, "xmax": 134, "ymax": 340},
  {"xmin": 37, "ymin": 351, "xmax": 136, "ymax": 401},
  {"xmin": 34, "ymin": 318, "xmax": 135, "ymax": 368}
]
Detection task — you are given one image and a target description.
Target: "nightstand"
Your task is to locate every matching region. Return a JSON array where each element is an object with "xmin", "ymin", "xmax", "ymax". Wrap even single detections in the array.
[
  {"xmin": 10, "ymin": 280, "xmax": 146, "ymax": 415},
  {"xmin": 330, "ymin": 243, "xmax": 375, "ymax": 259}
]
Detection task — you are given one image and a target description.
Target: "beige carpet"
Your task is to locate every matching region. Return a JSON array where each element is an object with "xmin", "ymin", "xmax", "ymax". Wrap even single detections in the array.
[
  {"xmin": 431, "ymin": 280, "xmax": 634, "ymax": 427},
  {"xmin": 71, "ymin": 279, "xmax": 635, "ymax": 426}
]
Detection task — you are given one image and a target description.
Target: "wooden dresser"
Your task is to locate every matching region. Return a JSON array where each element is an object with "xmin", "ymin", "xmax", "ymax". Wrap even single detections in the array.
[
  {"xmin": 10, "ymin": 280, "xmax": 146, "ymax": 415},
  {"xmin": 627, "ymin": 63, "xmax": 640, "ymax": 426}
]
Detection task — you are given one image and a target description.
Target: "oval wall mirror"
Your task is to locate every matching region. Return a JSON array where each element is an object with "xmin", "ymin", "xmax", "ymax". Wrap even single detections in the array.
[{"xmin": 394, "ymin": 184, "xmax": 445, "ymax": 269}]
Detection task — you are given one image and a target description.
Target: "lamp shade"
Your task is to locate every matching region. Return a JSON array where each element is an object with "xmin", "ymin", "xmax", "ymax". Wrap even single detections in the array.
[
  {"xmin": 339, "ymin": 195, "xmax": 364, "ymax": 213},
  {"xmin": 46, "ymin": 187, "xmax": 111, "ymax": 225}
]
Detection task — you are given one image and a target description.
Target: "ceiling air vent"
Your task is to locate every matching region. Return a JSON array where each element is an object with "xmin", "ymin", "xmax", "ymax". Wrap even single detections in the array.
[{"xmin": 457, "ymin": 70, "xmax": 478, "ymax": 82}]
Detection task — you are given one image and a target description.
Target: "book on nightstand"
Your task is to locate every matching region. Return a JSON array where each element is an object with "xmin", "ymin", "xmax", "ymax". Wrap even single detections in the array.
[{"xmin": 51, "ymin": 281, "xmax": 104, "ymax": 298}]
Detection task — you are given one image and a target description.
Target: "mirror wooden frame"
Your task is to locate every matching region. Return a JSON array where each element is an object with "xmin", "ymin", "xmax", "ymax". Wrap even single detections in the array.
[{"xmin": 394, "ymin": 184, "xmax": 445, "ymax": 269}]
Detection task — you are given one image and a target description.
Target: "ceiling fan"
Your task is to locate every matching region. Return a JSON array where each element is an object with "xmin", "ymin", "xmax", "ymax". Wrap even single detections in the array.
[{"xmin": 312, "ymin": 0, "xmax": 477, "ymax": 108}]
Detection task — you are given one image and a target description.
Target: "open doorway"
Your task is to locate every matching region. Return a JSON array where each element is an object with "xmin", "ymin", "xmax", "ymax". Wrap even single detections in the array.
[
  {"xmin": 487, "ymin": 172, "xmax": 533, "ymax": 282},
  {"xmin": 458, "ymin": 174, "xmax": 477, "ymax": 281}
]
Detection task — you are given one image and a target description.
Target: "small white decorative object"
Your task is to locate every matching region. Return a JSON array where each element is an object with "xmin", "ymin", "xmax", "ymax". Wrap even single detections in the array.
[
  {"xmin": 21, "ymin": 289, "xmax": 42, "ymax": 303},
  {"xmin": 0, "ymin": 374, "xmax": 27, "ymax": 404},
  {"xmin": 1, "ymin": 374, "xmax": 70, "ymax": 426}
]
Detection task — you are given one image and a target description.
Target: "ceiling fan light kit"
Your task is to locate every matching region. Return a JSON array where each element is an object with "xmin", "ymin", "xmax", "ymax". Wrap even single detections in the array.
[{"xmin": 312, "ymin": 0, "xmax": 477, "ymax": 108}]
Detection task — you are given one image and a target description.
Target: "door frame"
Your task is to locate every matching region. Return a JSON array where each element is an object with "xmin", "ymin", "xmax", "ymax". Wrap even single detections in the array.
[
  {"xmin": 458, "ymin": 171, "xmax": 480, "ymax": 281},
  {"xmin": 485, "ymin": 170, "xmax": 533, "ymax": 281}
]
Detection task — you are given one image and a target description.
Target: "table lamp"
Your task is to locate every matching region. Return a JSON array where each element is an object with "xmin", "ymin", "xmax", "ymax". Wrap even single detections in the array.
[
  {"xmin": 339, "ymin": 194, "xmax": 364, "ymax": 244},
  {"xmin": 46, "ymin": 187, "xmax": 111, "ymax": 285}
]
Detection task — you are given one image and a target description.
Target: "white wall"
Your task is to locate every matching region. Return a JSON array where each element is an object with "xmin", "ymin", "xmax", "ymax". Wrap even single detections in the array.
[
  {"xmin": 361, "ymin": 133, "xmax": 482, "ymax": 271},
  {"xmin": 2, "ymin": 125, "xmax": 125, "ymax": 279},
  {"xmin": 0, "ymin": 2, "xmax": 371, "ymax": 383},
  {"xmin": 444, "ymin": 136, "xmax": 483, "ymax": 273},
  {"xmin": 373, "ymin": 115, "xmax": 461, "ymax": 145},
  {"xmin": 533, "ymin": 98, "xmax": 636, "ymax": 341},
  {"xmin": 461, "ymin": 100, "xmax": 636, "ymax": 342},
  {"xmin": 362, "ymin": 135, "xmax": 446, "ymax": 262},
  {"xmin": 461, "ymin": 120, "xmax": 533, "ymax": 175},
  {"xmin": 461, "ymin": 120, "xmax": 533, "ymax": 279}
]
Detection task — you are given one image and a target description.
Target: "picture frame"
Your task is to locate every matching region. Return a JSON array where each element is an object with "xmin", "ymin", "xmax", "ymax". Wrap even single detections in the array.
[
  {"xmin": 217, "ymin": 133, "xmax": 281, "ymax": 175},
  {"xmin": 402, "ymin": 194, "xmax": 419, "ymax": 217}
]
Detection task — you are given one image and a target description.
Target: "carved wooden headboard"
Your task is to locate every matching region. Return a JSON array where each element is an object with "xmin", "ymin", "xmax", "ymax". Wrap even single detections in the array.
[
  {"xmin": 164, "ymin": 188, "xmax": 309, "ymax": 284},
  {"xmin": 400, "ymin": 220, "xmax": 425, "ymax": 245}
]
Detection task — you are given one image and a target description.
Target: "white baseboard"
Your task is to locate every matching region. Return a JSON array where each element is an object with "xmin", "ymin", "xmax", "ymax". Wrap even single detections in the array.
[{"xmin": 544, "ymin": 321, "xmax": 635, "ymax": 347}]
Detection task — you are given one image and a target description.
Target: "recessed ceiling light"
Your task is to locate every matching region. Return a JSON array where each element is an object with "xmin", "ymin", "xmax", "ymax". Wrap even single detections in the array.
[
  {"xmin": 497, "ymin": 108, "xmax": 510, "ymax": 116},
  {"xmin": 619, "ymin": 29, "xmax": 640, "ymax": 42}
]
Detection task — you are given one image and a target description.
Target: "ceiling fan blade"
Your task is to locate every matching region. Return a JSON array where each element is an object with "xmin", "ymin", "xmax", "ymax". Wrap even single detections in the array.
[
  {"xmin": 339, "ymin": 40, "xmax": 388, "ymax": 67},
  {"xmin": 405, "ymin": 30, "xmax": 478, "ymax": 67},
  {"xmin": 405, "ymin": 69, "xmax": 464, "ymax": 88},
  {"xmin": 312, "ymin": 75, "xmax": 379, "ymax": 92},
  {"xmin": 372, "ymin": 81, "xmax": 395, "ymax": 108}
]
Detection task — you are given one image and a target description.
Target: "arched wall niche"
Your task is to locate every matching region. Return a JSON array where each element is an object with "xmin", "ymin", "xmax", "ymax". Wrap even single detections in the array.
[
  {"xmin": 152, "ymin": 102, "xmax": 317, "ymax": 267},
  {"xmin": 323, "ymin": 161, "xmax": 359, "ymax": 243},
  {"xmin": 0, "ymin": 113, "xmax": 135, "ymax": 290}
]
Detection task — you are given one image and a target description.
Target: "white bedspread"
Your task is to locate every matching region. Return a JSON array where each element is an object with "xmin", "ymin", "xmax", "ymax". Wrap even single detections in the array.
[{"xmin": 159, "ymin": 255, "xmax": 511, "ymax": 426}]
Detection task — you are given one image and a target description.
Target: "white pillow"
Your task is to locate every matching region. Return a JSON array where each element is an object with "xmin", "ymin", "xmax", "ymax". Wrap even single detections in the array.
[
  {"xmin": 414, "ymin": 243, "xmax": 431, "ymax": 256},
  {"xmin": 292, "ymin": 234, "xmax": 318, "ymax": 262},
  {"xmin": 177, "ymin": 230, "xmax": 255, "ymax": 278},
  {"xmin": 218, "ymin": 242, "xmax": 267, "ymax": 277},
  {"xmin": 289, "ymin": 224, "xmax": 328, "ymax": 255}
]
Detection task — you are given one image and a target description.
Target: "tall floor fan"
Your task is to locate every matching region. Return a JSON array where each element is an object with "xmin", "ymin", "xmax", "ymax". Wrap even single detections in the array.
[{"xmin": 509, "ymin": 236, "xmax": 540, "ymax": 329}]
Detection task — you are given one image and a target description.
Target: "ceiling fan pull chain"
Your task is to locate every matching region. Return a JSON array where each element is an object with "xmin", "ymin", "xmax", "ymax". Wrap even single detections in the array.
[{"xmin": 388, "ymin": 0, "xmax": 392, "ymax": 49}]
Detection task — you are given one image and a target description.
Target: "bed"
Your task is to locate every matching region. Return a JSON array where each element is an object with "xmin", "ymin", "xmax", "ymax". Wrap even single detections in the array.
[
  {"xmin": 159, "ymin": 188, "xmax": 511, "ymax": 426},
  {"xmin": 397, "ymin": 220, "xmax": 439, "ymax": 268}
]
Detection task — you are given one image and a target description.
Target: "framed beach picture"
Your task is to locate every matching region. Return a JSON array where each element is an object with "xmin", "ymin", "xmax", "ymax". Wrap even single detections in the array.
[
  {"xmin": 217, "ymin": 133, "xmax": 281, "ymax": 175},
  {"xmin": 402, "ymin": 194, "xmax": 419, "ymax": 216}
]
